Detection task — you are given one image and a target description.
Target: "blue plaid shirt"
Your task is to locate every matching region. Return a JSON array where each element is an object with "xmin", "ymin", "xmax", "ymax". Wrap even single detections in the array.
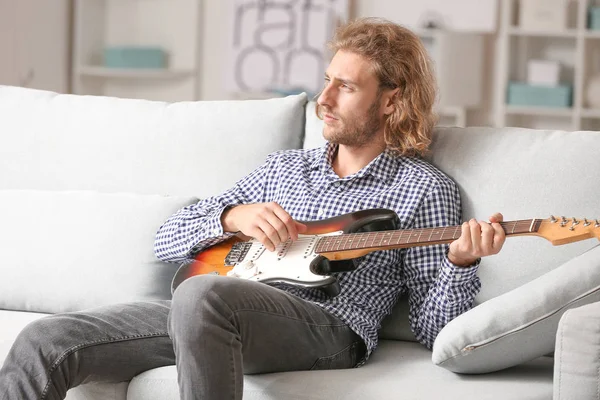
[{"xmin": 155, "ymin": 143, "xmax": 481, "ymax": 357}]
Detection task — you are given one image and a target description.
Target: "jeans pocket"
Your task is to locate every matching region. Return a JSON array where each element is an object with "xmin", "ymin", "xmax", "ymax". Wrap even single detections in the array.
[{"xmin": 310, "ymin": 340, "xmax": 365, "ymax": 371}]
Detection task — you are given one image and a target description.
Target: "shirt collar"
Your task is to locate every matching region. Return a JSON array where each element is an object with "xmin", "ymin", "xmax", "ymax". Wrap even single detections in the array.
[{"xmin": 311, "ymin": 142, "xmax": 400, "ymax": 183}]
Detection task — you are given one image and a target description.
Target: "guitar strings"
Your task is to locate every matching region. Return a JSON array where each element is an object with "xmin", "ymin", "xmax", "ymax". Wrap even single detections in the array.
[{"xmin": 256, "ymin": 220, "xmax": 540, "ymax": 249}]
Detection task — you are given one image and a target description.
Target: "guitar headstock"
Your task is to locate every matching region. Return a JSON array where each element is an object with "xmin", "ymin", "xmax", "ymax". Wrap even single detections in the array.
[{"xmin": 536, "ymin": 216, "xmax": 600, "ymax": 246}]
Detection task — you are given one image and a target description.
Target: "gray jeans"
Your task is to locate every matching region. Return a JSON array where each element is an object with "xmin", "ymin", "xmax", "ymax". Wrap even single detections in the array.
[{"xmin": 0, "ymin": 275, "xmax": 365, "ymax": 400}]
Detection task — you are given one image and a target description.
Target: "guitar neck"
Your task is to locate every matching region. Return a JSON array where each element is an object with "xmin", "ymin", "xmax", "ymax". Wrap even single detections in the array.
[{"xmin": 315, "ymin": 219, "xmax": 542, "ymax": 255}]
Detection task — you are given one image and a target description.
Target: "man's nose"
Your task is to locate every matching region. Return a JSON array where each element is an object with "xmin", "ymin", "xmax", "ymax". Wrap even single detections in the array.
[{"xmin": 317, "ymin": 84, "xmax": 333, "ymax": 107}]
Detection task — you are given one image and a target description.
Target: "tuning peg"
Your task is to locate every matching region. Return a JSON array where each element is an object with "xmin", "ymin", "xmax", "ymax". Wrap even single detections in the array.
[
  {"xmin": 560, "ymin": 216, "xmax": 568, "ymax": 227},
  {"xmin": 550, "ymin": 215, "xmax": 557, "ymax": 223},
  {"xmin": 595, "ymin": 220, "xmax": 600, "ymax": 228},
  {"xmin": 584, "ymin": 218, "xmax": 591, "ymax": 227},
  {"xmin": 569, "ymin": 218, "xmax": 580, "ymax": 231}
]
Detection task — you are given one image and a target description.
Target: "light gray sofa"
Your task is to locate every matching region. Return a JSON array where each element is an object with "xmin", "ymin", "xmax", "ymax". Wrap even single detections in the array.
[{"xmin": 0, "ymin": 86, "xmax": 599, "ymax": 400}]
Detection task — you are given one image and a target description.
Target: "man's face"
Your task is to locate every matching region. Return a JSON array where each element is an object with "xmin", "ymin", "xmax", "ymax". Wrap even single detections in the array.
[{"xmin": 317, "ymin": 50, "xmax": 385, "ymax": 147}]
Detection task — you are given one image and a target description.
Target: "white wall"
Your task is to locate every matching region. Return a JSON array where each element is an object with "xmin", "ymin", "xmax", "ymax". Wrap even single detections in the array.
[
  {"xmin": 200, "ymin": 0, "xmax": 232, "ymax": 100},
  {"xmin": 0, "ymin": 0, "xmax": 18, "ymax": 86},
  {"xmin": 0, "ymin": 0, "xmax": 70, "ymax": 92}
]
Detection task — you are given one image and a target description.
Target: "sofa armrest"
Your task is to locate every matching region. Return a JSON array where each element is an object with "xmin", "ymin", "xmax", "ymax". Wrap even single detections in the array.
[{"xmin": 554, "ymin": 301, "xmax": 600, "ymax": 400}]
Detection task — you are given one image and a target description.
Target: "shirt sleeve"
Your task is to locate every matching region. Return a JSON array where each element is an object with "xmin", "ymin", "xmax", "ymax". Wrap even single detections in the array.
[
  {"xmin": 153, "ymin": 156, "xmax": 272, "ymax": 263},
  {"xmin": 403, "ymin": 180, "xmax": 481, "ymax": 350}
]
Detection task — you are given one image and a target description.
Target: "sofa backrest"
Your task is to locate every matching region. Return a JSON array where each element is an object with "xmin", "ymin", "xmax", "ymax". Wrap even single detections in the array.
[
  {"xmin": 0, "ymin": 86, "xmax": 307, "ymax": 198},
  {"xmin": 427, "ymin": 126, "xmax": 599, "ymax": 302}
]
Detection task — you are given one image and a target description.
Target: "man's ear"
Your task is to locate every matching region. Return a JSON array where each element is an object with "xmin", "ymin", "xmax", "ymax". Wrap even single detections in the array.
[{"xmin": 382, "ymin": 88, "xmax": 400, "ymax": 115}]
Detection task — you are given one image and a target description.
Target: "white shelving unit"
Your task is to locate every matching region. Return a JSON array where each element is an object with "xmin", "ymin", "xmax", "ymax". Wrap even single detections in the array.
[
  {"xmin": 72, "ymin": 0, "xmax": 202, "ymax": 102},
  {"xmin": 494, "ymin": 0, "xmax": 600, "ymax": 130}
]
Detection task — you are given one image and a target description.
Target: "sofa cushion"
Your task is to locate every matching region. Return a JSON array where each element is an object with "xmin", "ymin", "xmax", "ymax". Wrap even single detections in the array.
[
  {"xmin": 432, "ymin": 244, "xmax": 600, "ymax": 373},
  {"xmin": 125, "ymin": 340, "xmax": 553, "ymax": 400},
  {"xmin": 0, "ymin": 309, "xmax": 48, "ymax": 365},
  {"xmin": 303, "ymin": 101, "xmax": 326, "ymax": 149},
  {"xmin": 0, "ymin": 86, "xmax": 307, "ymax": 199},
  {"xmin": 378, "ymin": 295, "xmax": 417, "ymax": 342},
  {"xmin": 553, "ymin": 301, "xmax": 600, "ymax": 400},
  {"xmin": 65, "ymin": 383, "xmax": 128, "ymax": 400},
  {"xmin": 0, "ymin": 190, "xmax": 197, "ymax": 313},
  {"xmin": 429, "ymin": 127, "xmax": 600, "ymax": 303}
]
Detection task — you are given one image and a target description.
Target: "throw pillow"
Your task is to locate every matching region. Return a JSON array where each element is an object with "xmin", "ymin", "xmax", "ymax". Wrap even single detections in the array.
[
  {"xmin": 0, "ymin": 190, "xmax": 198, "ymax": 313},
  {"xmin": 432, "ymin": 244, "xmax": 600, "ymax": 373}
]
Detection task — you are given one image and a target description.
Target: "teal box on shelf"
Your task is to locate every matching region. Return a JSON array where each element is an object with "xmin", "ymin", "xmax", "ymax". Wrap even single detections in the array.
[
  {"xmin": 103, "ymin": 46, "xmax": 166, "ymax": 69},
  {"xmin": 507, "ymin": 82, "xmax": 572, "ymax": 108},
  {"xmin": 589, "ymin": 7, "xmax": 600, "ymax": 30}
]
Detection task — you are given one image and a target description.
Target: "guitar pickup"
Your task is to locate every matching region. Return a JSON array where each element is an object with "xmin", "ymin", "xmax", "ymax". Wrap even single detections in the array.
[{"xmin": 225, "ymin": 241, "xmax": 253, "ymax": 265}]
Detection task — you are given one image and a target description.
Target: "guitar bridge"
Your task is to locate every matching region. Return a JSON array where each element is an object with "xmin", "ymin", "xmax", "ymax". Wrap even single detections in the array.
[{"xmin": 225, "ymin": 241, "xmax": 253, "ymax": 265}]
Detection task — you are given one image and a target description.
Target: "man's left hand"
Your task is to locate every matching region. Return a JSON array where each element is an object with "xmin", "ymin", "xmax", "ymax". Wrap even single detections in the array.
[{"xmin": 448, "ymin": 213, "xmax": 506, "ymax": 267}]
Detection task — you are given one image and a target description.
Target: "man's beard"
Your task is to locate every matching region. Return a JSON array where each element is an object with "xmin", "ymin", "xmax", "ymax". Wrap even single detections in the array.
[{"xmin": 322, "ymin": 94, "xmax": 383, "ymax": 147}]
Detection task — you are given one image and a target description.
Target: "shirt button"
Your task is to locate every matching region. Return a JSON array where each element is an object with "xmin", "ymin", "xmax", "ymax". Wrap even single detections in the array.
[
  {"xmin": 333, "ymin": 182, "xmax": 340, "ymax": 187},
  {"xmin": 455, "ymin": 273, "xmax": 462, "ymax": 279},
  {"xmin": 213, "ymin": 228, "xmax": 221, "ymax": 235},
  {"xmin": 317, "ymin": 209, "xmax": 324, "ymax": 217}
]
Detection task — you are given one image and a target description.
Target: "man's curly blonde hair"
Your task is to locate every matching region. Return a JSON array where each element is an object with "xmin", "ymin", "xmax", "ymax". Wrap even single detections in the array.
[{"xmin": 316, "ymin": 17, "xmax": 438, "ymax": 157}]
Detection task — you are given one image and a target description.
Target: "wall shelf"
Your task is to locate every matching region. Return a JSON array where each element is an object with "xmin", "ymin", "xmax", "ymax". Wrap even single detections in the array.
[
  {"xmin": 505, "ymin": 105, "xmax": 574, "ymax": 117},
  {"xmin": 580, "ymin": 108, "xmax": 600, "ymax": 118},
  {"xmin": 584, "ymin": 31, "xmax": 600, "ymax": 39},
  {"xmin": 77, "ymin": 66, "xmax": 196, "ymax": 80},
  {"xmin": 507, "ymin": 27, "xmax": 579, "ymax": 38}
]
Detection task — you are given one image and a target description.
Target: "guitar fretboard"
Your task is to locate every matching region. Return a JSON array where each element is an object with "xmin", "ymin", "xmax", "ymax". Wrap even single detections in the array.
[{"xmin": 315, "ymin": 219, "xmax": 542, "ymax": 254}]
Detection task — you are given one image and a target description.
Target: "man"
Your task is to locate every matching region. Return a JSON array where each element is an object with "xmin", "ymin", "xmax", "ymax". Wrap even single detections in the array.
[{"xmin": 0, "ymin": 17, "xmax": 505, "ymax": 400}]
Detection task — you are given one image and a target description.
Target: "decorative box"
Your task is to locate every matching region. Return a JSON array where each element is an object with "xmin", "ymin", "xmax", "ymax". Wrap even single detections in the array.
[
  {"xmin": 519, "ymin": 0, "xmax": 568, "ymax": 31},
  {"xmin": 589, "ymin": 7, "xmax": 600, "ymax": 30},
  {"xmin": 507, "ymin": 82, "xmax": 572, "ymax": 107},
  {"xmin": 103, "ymin": 46, "xmax": 166, "ymax": 69},
  {"xmin": 527, "ymin": 60, "xmax": 560, "ymax": 86}
]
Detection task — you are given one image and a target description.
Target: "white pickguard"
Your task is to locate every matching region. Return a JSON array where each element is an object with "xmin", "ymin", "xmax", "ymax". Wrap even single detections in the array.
[{"xmin": 226, "ymin": 231, "xmax": 343, "ymax": 287}]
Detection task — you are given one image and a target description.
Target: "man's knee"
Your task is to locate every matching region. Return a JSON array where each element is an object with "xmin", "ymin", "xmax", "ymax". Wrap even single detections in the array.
[
  {"xmin": 169, "ymin": 275, "xmax": 239, "ymax": 338},
  {"xmin": 11, "ymin": 315, "xmax": 71, "ymax": 362}
]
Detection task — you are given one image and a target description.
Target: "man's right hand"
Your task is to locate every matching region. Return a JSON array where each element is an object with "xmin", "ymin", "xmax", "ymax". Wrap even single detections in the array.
[{"xmin": 221, "ymin": 202, "xmax": 308, "ymax": 252}]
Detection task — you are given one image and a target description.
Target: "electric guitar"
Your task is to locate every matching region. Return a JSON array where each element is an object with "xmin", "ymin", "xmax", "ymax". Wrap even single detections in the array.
[{"xmin": 171, "ymin": 209, "xmax": 600, "ymax": 296}]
